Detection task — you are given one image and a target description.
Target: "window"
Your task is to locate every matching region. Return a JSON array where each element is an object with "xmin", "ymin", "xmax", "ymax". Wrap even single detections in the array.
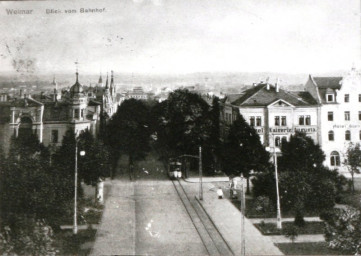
[
  {"xmin": 299, "ymin": 116, "xmax": 304, "ymax": 125},
  {"xmin": 330, "ymin": 151, "xmax": 340, "ymax": 166},
  {"xmin": 360, "ymin": 130, "xmax": 361, "ymax": 140},
  {"xmin": 345, "ymin": 130, "xmax": 351, "ymax": 141},
  {"xmin": 345, "ymin": 111, "xmax": 350, "ymax": 121},
  {"xmin": 74, "ymin": 109, "xmax": 79, "ymax": 118},
  {"xmin": 327, "ymin": 94, "xmax": 334, "ymax": 102},
  {"xmin": 305, "ymin": 115, "xmax": 311, "ymax": 125},
  {"xmin": 256, "ymin": 117, "xmax": 262, "ymax": 126},
  {"xmin": 81, "ymin": 109, "xmax": 84, "ymax": 118},
  {"xmin": 281, "ymin": 136, "xmax": 287, "ymax": 145},
  {"xmin": 275, "ymin": 136, "xmax": 281, "ymax": 147},
  {"xmin": 345, "ymin": 94, "xmax": 349, "ymax": 102},
  {"xmin": 275, "ymin": 116, "xmax": 280, "ymax": 126},
  {"xmin": 281, "ymin": 116, "xmax": 287, "ymax": 126},
  {"xmin": 359, "ymin": 94, "xmax": 361, "ymax": 102},
  {"xmin": 299, "ymin": 115, "xmax": 311, "ymax": 125},
  {"xmin": 359, "ymin": 111, "xmax": 361, "ymax": 121},
  {"xmin": 328, "ymin": 112, "xmax": 333, "ymax": 121},
  {"xmin": 328, "ymin": 131, "xmax": 334, "ymax": 141},
  {"xmin": 51, "ymin": 130, "xmax": 58, "ymax": 143},
  {"xmin": 250, "ymin": 117, "xmax": 255, "ymax": 126}
]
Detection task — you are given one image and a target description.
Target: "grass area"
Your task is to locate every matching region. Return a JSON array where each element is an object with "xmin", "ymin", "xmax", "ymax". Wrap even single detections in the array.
[
  {"xmin": 276, "ymin": 242, "xmax": 352, "ymax": 255},
  {"xmin": 255, "ymin": 221, "xmax": 325, "ymax": 235},
  {"xmin": 244, "ymin": 198, "xmax": 320, "ymax": 218},
  {"xmin": 338, "ymin": 191, "xmax": 361, "ymax": 209},
  {"xmin": 54, "ymin": 228, "xmax": 97, "ymax": 255}
]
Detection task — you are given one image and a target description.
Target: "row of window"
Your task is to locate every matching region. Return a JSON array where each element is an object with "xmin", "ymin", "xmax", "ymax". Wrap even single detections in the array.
[
  {"xmin": 326, "ymin": 94, "xmax": 361, "ymax": 103},
  {"xmin": 327, "ymin": 111, "xmax": 361, "ymax": 121},
  {"xmin": 250, "ymin": 116, "xmax": 311, "ymax": 127},
  {"xmin": 328, "ymin": 130, "xmax": 361, "ymax": 141}
]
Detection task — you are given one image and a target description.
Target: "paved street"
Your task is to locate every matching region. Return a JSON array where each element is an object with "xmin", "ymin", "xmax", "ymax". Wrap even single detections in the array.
[{"xmin": 91, "ymin": 156, "xmax": 208, "ymax": 255}]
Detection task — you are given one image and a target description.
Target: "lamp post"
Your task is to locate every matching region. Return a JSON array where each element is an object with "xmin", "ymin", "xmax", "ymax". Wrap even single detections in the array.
[
  {"xmin": 74, "ymin": 138, "xmax": 85, "ymax": 235},
  {"xmin": 199, "ymin": 146, "xmax": 203, "ymax": 200},
  {"xmin": 240, "ymin": 174, "xmax": 246, "ymax": 256},
  {"xmin": 266, "ymin": 134, "xmax": 282, "ymax": 229}
]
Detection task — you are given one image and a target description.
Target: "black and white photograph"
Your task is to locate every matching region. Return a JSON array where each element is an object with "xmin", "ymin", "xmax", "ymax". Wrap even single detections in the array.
[{"xmin": 0, "ymin": 0, "xmax": 360, "ymax": 255}]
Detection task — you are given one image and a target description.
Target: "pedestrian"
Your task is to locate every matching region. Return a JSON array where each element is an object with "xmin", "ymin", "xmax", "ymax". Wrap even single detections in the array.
[{"xmin": 217, "ymin": 187, "xmax": 223, "ymax": 199}]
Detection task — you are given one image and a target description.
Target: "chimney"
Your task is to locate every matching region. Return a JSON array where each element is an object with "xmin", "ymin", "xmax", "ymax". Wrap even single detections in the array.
[
  {"xmin": 275, "ymin": 78, "xmax": 280, "ymax": 93},
  {"xmin": 266, "ymin": 83, "xmax": 270, "ymax": 90}
]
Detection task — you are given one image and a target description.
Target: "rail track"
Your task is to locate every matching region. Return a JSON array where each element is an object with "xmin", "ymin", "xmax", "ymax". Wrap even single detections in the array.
[{"xmin": 172, "ymin": 179, "xmax": 233, "ymax": 256}]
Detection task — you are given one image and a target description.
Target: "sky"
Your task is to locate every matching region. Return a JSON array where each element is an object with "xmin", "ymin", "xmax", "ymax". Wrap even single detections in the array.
[{"xmin": 0, "ymin": 0, "xmax": 360, "ymax": 75}]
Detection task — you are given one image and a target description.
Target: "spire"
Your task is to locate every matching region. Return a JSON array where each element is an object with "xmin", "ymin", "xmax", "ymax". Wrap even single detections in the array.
[
  {"xmin": 105, "ymin": 72, "xmax": 109, "ymax": 89},
  {"xmin": 52, "ymin": 75, "xmax": 58, "ymax": 90},
  {"xmin": 98, "ymin": 72, "xmax": 103, "ymax": 84},
  {"xmin": 75, "ymin": 60, "xmax": 79, "ymax": 83},
  {"xmin": 110, "ymin": 70, "xmax": 114, "ymax": 95}
]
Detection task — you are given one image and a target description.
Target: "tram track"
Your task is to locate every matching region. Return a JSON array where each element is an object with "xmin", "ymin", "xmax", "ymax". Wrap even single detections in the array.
[{"xmin": 172, "ymin": 179, "xmax": 234, "ymax": 256}]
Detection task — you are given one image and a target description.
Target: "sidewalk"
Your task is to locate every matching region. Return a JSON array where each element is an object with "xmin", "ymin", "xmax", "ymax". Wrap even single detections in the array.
[
  {"xmin": 185, "ymin": 177, "xmax": 230, "ymax": 183},
  {"xmin": 89, "ymin": 179, "xmax": 136, "ymax": 256},
  {"xmin": 249, "ymin": 217, "xmax": 321, "ymax": 224},
  {"xmin": 180, "ymin": 180, "xmax": 284, "ymax": 255},
  {"xmin": 270, "ymin": 234, "xmax": 325, "ymax": 243}
]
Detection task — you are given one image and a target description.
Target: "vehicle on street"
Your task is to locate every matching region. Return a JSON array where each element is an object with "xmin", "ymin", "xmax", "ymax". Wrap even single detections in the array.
[{"xmin": 168, "ymin": 161, "xmax": 182, "ymax": 179}]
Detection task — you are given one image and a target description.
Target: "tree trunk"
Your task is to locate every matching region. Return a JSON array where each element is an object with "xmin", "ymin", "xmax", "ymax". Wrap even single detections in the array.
[
  {"xmin": 294, "ymin": 209, "xmax": 305, "ymax": 227},
  {"xmin": 95, "ymin": 184, "xmax": 98, "ymax": 203}
]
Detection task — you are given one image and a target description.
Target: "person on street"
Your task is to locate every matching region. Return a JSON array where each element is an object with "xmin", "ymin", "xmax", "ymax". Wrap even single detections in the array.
[{"xmin": 217, "ymin": 187, "xmax": 223, "ymax": 199}]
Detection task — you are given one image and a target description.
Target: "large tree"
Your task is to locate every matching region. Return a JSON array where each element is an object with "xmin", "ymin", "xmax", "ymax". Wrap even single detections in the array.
[
  {"xmin": 78, "ymin": 129, "xmax": 111, "ymax": 200},
  {"xmin": 151, "ymin": 89, "xmax": 217, "ymax": 174},
  {"xmin": 106, "ymin": 98, "xmax": 151, "ymax": 179},
  {"xmin": 254, "ymin": 131, "xmax": 346, "ymax": 226},
  {"xmin": 344, "ymin": 142, "xmax": 361, "ymax": 194},
  {"xmin": 223, "ymin": 114, "xmax": 270, "ymax": 193}
]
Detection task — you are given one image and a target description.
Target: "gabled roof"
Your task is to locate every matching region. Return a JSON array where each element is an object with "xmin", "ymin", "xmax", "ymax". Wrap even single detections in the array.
[
  {"xmin": 11, "ymin": 97, "xmax": 43, "ymax": 108},
  {"xmin": 232, "ymin": 83, "xmax": 317, "ymax": 107},
  {"xmin": 313, "ymin": 77, "xmax": 342, "ymax": 89}
]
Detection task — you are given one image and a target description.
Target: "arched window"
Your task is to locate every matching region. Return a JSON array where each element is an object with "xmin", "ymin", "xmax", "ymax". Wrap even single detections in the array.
[
  {"xmin": 330, "ymin": 151, "xmax": 340, "ymax": 166},
  {"xmin": 328, "ymin": 131, "xmax": 334, "ymax": 141},
  {"xmin": 359, "ymin": 130, "xmax": 361, "ymax": 140},
  {"xmin": 345, "ymin": 130, "xmax": 351, "ymax": 141}
]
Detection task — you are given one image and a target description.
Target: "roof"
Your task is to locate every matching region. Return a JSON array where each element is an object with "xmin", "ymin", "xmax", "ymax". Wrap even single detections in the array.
[
  {"xmin": 232, "ymin": 83, "xmax": 317, "ymax": 107},
  {"xmin": 11, "ymin": 97, "xmax": 43, "ymax": 108},
  {"xmin": 70, "ymin": 73, "xmax": 84, "ymax": 96},
  {"xmin": 313, "ymin": 77, "xmax": 342, "ymax": 89}
]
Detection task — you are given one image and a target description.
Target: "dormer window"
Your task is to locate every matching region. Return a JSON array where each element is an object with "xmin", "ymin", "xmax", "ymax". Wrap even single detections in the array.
[{"xmin": 327, "ymin": 94, "xmax": 335, "ymax": 102}]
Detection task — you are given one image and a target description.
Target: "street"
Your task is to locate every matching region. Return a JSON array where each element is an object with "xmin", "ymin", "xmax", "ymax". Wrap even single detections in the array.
[{"xmin": 91, "ymin": 155, "xmax": 209, "ymax": 255}]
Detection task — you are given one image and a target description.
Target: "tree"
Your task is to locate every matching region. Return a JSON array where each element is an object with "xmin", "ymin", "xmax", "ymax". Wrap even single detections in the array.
[
  {"xmin": 324, "ymin": 206, "xmax": 361, "ymax": 255},
  {"xmin": 223, "ymin": 114, "xmax": 270, "ymax": 193},
  {"xmin": 78, "ymin": 129, "xmax": 111, "ymax": 200},
  {"xmin": 278, "ymin": 132, "xmax": 344, "ymax": 225},
  {"xmin": 106, "ymin": 99, "xmax": 151, "ymax": 179},
  {"xmin": 344, "ymin": 142, "xmax": 361, "ymax": 194},
  {"xmin": 150, "ymin": 89, "xmax": 216, "ymax": 173},
  {"xmin": 208, "ymin": 96, "xmax": 222, "ymax": 171}
]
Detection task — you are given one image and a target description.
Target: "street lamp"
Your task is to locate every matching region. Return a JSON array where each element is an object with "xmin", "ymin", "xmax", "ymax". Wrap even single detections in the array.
[
  {"xmin": 266, "ymin": 134, "xmax": 282, "ymax": 230},
  {"xmin": 240, "ymin": 174, "xmax": 246, "ymax": 256},
  {"xmin": 199, "ymin": 146, "xmax": 203, "ymax": 200},
  {"xmin": 74, "ymin": 138, "xmax": 85, "ymax": 235}
]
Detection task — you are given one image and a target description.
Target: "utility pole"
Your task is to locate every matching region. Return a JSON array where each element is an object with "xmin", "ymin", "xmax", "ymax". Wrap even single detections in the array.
[
  {"xmin": 240, "ymin": 174, "xmax": 246, "ymax": 256},
  {"xmin": 199, "ymin": 146, "xmax": 203, "ymax": 200}
]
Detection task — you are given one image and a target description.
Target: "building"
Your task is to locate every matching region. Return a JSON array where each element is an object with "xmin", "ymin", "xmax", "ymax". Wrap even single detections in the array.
[
  {"xmin": 125, "ymin": 86, "xmax": 149, "ymax": 100},
  {"xmin": 0, "ymin": 70, "xmax": 119, "ymax": 152},
  {"xmin": 232, "ymin": 81, "xmax": 319, "ymax": 150},
  {"xmin": 305, "ymin": 67, "xmax": 361, "ymax": 172}
]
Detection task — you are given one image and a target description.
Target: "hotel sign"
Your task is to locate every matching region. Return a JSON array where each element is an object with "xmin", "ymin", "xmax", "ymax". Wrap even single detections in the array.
[
  {"xmin": 255, "ymin": 126, "xmax": 317, "ymax": 134},
  {"xmin": 333, "ymin": 124, "xmax": 361, "ymax": 129}
]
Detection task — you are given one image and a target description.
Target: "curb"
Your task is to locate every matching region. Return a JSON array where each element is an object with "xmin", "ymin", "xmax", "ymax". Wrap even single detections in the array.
[
  {"xmin": 184, "ymin": 177, "xmax": 230, "ymax": 183},
  {"xmin": 194, "ymin": 196, "xmax": 235, "ymax": 255}
]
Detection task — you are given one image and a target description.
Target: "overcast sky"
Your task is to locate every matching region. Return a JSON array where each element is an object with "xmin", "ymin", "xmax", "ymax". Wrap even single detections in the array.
[{"xmin": 0, "ymin": 0, "xmax": 359, "ymax": 75}]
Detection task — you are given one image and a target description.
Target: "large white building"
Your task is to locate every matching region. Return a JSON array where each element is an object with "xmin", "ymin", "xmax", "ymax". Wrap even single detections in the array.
[
  {"xmin": 305, "ymin": 68, "xmax": 361, "ymax": 173},
  {"xmin": 232, "ymin": 82, "xmax": 318, "ymax": 150}
]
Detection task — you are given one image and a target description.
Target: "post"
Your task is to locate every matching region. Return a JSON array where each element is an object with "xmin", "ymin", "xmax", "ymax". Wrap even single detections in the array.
[
  {"xmin": 199, "ymin": 146, "xmax": 203, "ymax": 200},
  {"xmin": 240, "ymin": 174, "xmax": 246, "ymax": 256},
  {"xmin": 273, "ymin": 137, "xmax": 282, "ymax": 229},
  {"xmin": 73, "ymin": 140, "xmax": 78, "ymax": 235}
]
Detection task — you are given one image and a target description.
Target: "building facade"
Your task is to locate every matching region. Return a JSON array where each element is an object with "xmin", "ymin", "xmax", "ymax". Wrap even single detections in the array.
[
  {"xmin": 305, "ymin": 68, "xmax": 361, "ymax": 172},
  {"xmin": 0, "ymin": 70, "xmax": 119, "ymax": 152},
  {"xmin": 232, "ymin": 82, "xmax": 319, "ymax": 150}
]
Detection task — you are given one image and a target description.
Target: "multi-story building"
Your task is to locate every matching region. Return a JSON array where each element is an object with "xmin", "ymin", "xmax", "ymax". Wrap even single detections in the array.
[
  {"xmin": 305, "ymin": 67, "xmax": 361, "ymax": 172},
  {"xmin": 232, "ymin": 82, "xmax": 319, "ymax": 150},
  {"xmin": 0, "ymin": 70, "xmax": 119, "ymax": 152}
]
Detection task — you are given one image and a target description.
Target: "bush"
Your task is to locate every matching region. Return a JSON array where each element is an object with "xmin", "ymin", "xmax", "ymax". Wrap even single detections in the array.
[{"xmin": 283, "ymin": 225, "xmax": 299, "ymax": 243}]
